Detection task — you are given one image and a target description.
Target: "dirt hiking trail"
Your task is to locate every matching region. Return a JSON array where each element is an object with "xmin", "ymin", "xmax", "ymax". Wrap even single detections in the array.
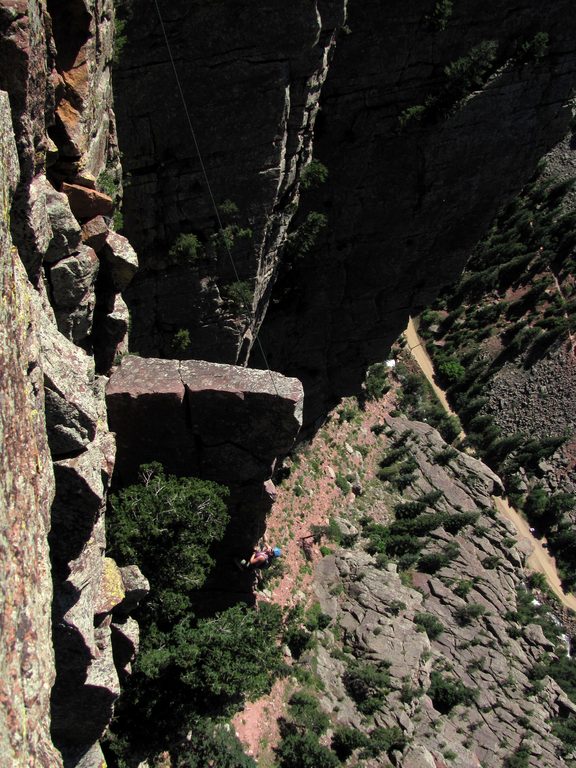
[{"xmin": 405, "ymin": 317, "xmax": 576, "ymax": 612}]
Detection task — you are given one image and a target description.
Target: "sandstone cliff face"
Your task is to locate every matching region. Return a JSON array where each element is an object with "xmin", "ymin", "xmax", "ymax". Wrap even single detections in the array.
[
  {"xmin": 0, "ymin": 1, "xmax": 135, "ymax": 764},
  {"xmin": 0, "ymin": 88, "xmax": 62, "ymax": 768},
  {"xmin": 114, "ymin": 0, "xmax": 346, "ymax": 363},
  {"xmin": 115, "ymin": 0, "xmax": 576, "ymax": 425}
]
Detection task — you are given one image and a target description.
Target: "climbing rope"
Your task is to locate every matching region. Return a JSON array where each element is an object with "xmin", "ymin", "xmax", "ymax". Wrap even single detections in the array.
[{"xmin": 152, "ymin": 0, "xmax": 281, "ymax": 397}]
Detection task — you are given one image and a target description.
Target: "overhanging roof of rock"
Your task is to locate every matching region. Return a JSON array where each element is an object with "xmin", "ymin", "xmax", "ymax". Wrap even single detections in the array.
[{"xmin": 106, "ymin": 356, "xmax": 304, "ymax": 485}]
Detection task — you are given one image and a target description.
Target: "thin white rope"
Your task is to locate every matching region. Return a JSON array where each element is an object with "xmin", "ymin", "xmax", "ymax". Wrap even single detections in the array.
[{"xmin": 152, "ymin": 0, "xmax": 281, "ymax": 397}]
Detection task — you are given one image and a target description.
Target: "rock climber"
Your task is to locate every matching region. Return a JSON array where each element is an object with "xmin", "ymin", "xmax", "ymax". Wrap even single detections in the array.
[{"xmin": 239, "ymin": 544, "xmax": 282, "ymax": 570}]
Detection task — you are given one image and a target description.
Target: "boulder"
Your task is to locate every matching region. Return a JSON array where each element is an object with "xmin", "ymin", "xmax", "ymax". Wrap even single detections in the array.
[
  {"xmin": 116, "ymin": 565, "xmax": 150, "ymax": 615},
  {"xmin": 62, "ymin": 182, "xmax": 113, "ymax": 219},
  {"xmin": 106, "ymin": 356, "xmax": 304, "ymax": 486},
  {"xmin": 81, "ymin": 215, "xmax": 109, "ymax": 252},
  {"xmin": 44, "ymin": 182, "xmax": 82, "ymax": 262},
  {"xmin": 50, "ymin": 245, "xmax": 99, "ymax": 308},
  {"xmin": 95, "ymin": 557, "xmax": 126, "ymax": 615},
  {"xmin": 50, "ymin": 244, "xmax": 99, "ymax": 343},
  {"xmin": 101, "ymin": 231, "xmax": 139, "ymax": 290}
]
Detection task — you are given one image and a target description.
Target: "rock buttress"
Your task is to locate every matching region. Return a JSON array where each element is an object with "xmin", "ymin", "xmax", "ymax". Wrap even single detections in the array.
[
  {"xmin": 1, "ymin": 1, "xmax": 143, "ymax": 764},
  {"xmin": 0, "ymin": 89, "xmax": 62, "ymax": 768}
]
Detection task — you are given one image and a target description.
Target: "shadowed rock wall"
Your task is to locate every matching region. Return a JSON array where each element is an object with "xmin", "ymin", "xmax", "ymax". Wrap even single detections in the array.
[
  {"xmin": 258, "ymin": 0, "xmax": 576, "ymax": 423},
  {"xmin": 114, "ymin": 0, "xmax": 346, "ymax": 362},
  {"xmin": 114, "ymin": 0, "xmax": 576, "ymax": 426}
]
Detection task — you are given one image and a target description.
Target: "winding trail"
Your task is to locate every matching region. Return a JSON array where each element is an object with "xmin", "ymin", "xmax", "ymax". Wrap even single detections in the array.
[{"xmin": 404, "ymin": 317, "xmax": 576, "ymax": 612}]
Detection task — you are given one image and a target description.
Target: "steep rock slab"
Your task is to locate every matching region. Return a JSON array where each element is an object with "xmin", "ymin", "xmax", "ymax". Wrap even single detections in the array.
[
  {"xmin": 0, "ymin": 0, "xmax": 51, "ymax": 278},
  {"xmin": 106, "ymin": 356, "xmax": 304, "ymax": 487},
  {"xmin": 314, "ymin": 415, "xmax": 570, "ymax": 767},
  {"xmin": 115, "ymin": 0, "xmax": 346, "ymax": 362},
  {"xmin": 0, "ymin": 90, "xmax": 62, "ymax": 768}
]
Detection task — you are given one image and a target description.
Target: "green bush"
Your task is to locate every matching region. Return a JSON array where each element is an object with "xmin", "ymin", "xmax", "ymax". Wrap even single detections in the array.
[
  {"xmin": 301, "ymin": 159, "xmax": 329, "ymax": 190},
  {"xmin": 217, "ymin": 199, "xmax": 240, "ymax": 219},
  {"xmin": 276, "ymin": 730, "xmax": 339, "ymax": 768},
  {"xmin": 169, "ymin": 233, "xmax": 203, "ymax": 264},
  {"xmin": 335, "ymin": 472, "xmax": 351, "ymax": 494},
  {"xmin": 437, "ymin": 414, "xmax": 462, "ymax": 443},
  {"xmin": 172, "ymin": 328, "xmax": 191, "ymax": 353},
  {"xmin": 97, "ymin": 168, "xmax": 119, "ymax": 198},
  {"xmin": 343, "ymin": 660, "xmax": 390, "ymax": 714},
  {"xmin": 552, "ymin": 714, "xmax": 576, "ymax": 755},
  {"xmin": 505, "ymin": 587, "xmax": 562, "ymax": 643},
  {"xmin": 453, "ymin": 579, "xmax": 473, "ymax": 598},
  {"xmin": 360, "ymin": 727, "xmax": 407, "ymax": 758},
  {"xmin": 428, "ymin": 671, "xmax": 477, "ymax": 713},
  {"xmin": 454, "ymin": 603, "xmax": 486, "ymax": 625},
  {"xmin": 414, "ymin": 612, "xmax": 444, "ymax": 640},
  {"xmin": 434, "ymin": 446, "xmax": 458, "ymax": 465},
  {"xmin": 443, "ymin": 511, "xmax": 479, "ymax": 534},
  {"xmin": 175, "ymin": 720, "xmax": 257, "ymax": 768},
  {"xmin": 517, "ymin": 32, "xmax": 549, "ymax": 63},
  {"xmin": 305, "ymin": 602, "xmax": 332, "ymax": 632},
  {"xmin": 285, "ymin": 211, "xmax": 328, "ymax": 260},
  {"xmin": 364, "ymin": 362, "xmax": 391, "ymax": 400},
  {"xmin": 395, "ymin": 500, "xmax": 427, "ymax": 519},
  {"xmin": 332, "ymin": 726, "xmax": 367, "ymax": 760},
  {"xmin": 418, "ymin": 552, "xmax": 451, "ymax": 574},
  {"xmin": 139, "ymin": 602, "xmax": 285, "ymax": 706},
  {"xmin": 108, "ymin": 462, "xmax": 229, "ymax": 616},
  {"xmin": 437, "ymin": 358, "xmax": 466, "ymax": 385},
  {"xmin": 222, "ymin": 280, "xmax": 253, "ymax": 312},
  {"xmin": 427, "ymin": 0, "xmax": 453, "ymax": 31},
  {"xmin": 287, "ymin": 691, "xmax": 330, "ymax": 734},
  {"xmin": 443, "ymin": 40, "xmax": 499, "ymax": 97}
]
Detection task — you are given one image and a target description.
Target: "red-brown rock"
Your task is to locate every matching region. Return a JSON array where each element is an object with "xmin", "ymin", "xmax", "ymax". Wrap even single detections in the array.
[
  {"xmin": 106, "ymin": 356, "xmax": 303, "ymax": 487},
  {"xmin": 61, "ymin": 182, "xmax": 113, "ymax": 219},
  {"xmin": 81, "ymin": 215, "xmax": 109, "ymax": 252}
]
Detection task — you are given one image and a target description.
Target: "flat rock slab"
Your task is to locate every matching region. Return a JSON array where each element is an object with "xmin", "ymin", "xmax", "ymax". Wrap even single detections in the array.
[{"xmin": 106, "ymin": 356, "xmax": 303, "ymax": 486}]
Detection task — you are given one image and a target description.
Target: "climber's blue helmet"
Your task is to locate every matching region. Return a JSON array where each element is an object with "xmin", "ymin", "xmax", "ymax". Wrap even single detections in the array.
[{"xmin": 273, "ymin": 547, "xmax": 282, "ymax": 558}]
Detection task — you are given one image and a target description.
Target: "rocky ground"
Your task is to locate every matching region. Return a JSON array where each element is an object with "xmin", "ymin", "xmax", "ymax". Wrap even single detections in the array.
[
  {"xmin": 487, "ymin": 341, "xmax": 576, "ymax": 494},
  {"xmin": 232, "ymin": 382, "xmax": 576, "ymax": 767}
]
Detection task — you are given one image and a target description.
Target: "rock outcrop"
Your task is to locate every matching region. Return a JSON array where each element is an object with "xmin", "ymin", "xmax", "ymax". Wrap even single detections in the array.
[
  {"xmin": 0, "ymin": 2, "xmax": 142, "ymax": 764},
  {"xmin": 106, "ymin": 356, "xmax": 303, "ymax": 483},
  {"xmin": 106, "ymin": 356, "xmax": 303, "ymax": 607},
  {"xmin": 313, "ymin": 416, "xmax": 572, "ymax": 767},
  {"xmin": 0, "ymin": 88, "xmax": 62, "ymax": 768}
]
